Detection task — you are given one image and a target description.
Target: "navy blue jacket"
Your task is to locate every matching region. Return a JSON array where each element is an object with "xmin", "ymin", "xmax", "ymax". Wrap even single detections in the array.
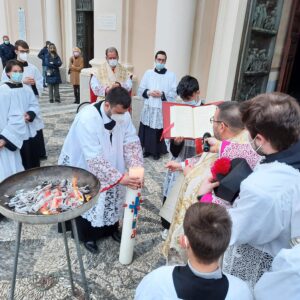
[
  {"xmin": 38, "ymin": 47, "xmax": 49, "ymax": 66},
  {"xmin": 45, "ymin": 53, "xmax": 62, "ymax": 84},
  {"xmin": 0, "ymin": 43, "xmax": 16, "ymax": 67}
]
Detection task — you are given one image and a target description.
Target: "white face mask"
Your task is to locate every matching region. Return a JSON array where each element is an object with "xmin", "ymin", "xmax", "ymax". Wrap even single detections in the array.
[
  {"xmin": 108, "ymin": 59, "xmax": 118, "ymax": 68},
  {"xmin": 249, "ymin": 135, "xmax": 264, "ymax": 155},
  {"xmin": 111, "ymin": 113, "xmax": 126, "ymax": 124},
  {"xmin": 73, "ymin": 51, "xmax": 80, "ymax": 57},
  {"xmin": 19, "ymin": 52, "xmax": 28, "ymax": 62}
]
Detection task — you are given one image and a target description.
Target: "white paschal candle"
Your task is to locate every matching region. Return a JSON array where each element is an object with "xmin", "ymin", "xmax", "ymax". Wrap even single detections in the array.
[{"xmin": 119, "ymin": 167, "xmax": 144, "ymax": 265}]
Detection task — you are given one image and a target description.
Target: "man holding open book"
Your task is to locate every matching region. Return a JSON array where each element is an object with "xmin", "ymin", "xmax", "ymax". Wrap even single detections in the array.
[
  {"xmin": 138, "ymin": 50, "xmax": 177, "ymax": 160},
  {"xmin": 162, "ymin": 102, "xmax": 247, "ymax": 263}
]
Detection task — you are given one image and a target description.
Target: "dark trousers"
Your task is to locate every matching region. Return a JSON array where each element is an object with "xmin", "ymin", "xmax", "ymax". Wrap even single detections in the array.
[
  {"xmin": 138, "ymin": 123, "xmax": 168, "ymax": 156},
  {"xmin": 73, "ymin": 85, "xmax": 80, "ymax": 103},
  {"xmin": 36, "ymin": 129, "xmax": 47, "ymax": 158},
  {"xmin": 161, "ymin": 196, "xmax": 170, "ymax": 229},
  {"xmin": 20, "ymin": 137, "xmax": 40, "ymax": 170},
  {"xmin": 58, "ymin": 217, "xmax": 119, "ymax": 242},
  {"xmin": 48, "ymin": 84, "xmax": 60, "ymax": 101}
]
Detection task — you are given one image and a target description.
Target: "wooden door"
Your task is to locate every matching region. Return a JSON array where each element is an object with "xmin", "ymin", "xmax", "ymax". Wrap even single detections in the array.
[
  {"xmin": 277, "ymin": 0, "xmax": 300, "ymax": 92},
  {"xmin": 84, "ymin": 11, "xmax": 94, "ymax": 68}
]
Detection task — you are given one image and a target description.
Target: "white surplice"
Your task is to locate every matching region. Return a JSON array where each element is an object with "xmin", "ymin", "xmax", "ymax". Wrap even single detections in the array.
[
  {"xmin": 2, "ymin": 62, "xmax": 44, "ymax": 132},
  {"xmin": 223, "ymin": 161, "xmax": 300, "ymax": 287},
  {"xmin": 138, "ymin": 69, "xmax": 177, "ymax": 129},
  {"xmin": 90, "ymin": 73, "xmax": 132, "ymax": 98},
  {"xmin": 254, "ymin": 244, "xmax": 300, "ymax": 300},
  {"xmin": 58, "ymin": 102, "xmax": 143, "ymax": 227},
  {"xmin": 135, "ymin": 265, "xmax": 253, "ymax": 300},
  {"xmin": 0, "ymin": 83, "xmax": 28, "ymax": 181}
]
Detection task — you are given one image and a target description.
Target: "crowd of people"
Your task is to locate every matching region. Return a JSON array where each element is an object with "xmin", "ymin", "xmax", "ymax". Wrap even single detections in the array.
[{"xmin": 1, "ymin": 35, "xmax": 300, "ymax": 299}]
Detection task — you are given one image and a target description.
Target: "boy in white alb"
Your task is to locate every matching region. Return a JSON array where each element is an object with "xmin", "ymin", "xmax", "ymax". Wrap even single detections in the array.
[
  {"xmin": 0, "ymin": 60, "xmax": 37, "ymax": 181},
  {"xmin": 136, "ymin": 203, "xmax": 252, "ymax": 300}
]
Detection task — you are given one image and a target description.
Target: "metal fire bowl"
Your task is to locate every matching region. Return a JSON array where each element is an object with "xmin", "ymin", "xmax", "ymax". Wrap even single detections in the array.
[{"xmin": 0, "ymin": 166, "xmax": 100, "ymax": 224}]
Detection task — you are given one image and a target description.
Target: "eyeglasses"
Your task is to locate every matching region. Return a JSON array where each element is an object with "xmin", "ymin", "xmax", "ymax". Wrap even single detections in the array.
[{"xmin": 210, "ymin": 117, "xmax": 228, "ymax": 127}]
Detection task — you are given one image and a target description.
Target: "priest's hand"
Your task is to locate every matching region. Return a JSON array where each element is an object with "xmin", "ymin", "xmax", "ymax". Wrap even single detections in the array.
[
  {"xmin": 174, "ymin": 137, "xmax": 184, "ymax": 145},
  {"xmin": 23, "ymin": 77, "xmax": 35, "ymax": 85},
  {"xmin": 197, "ymin": 176, "xmax": 219, "ymax": 195},
  {"xmin": 24, "ymin": 113, "xmax": 31, "ymax": 123},
  {"xmin": 149, "ymin": 90, "xmax": 162, "ymax": 97},
  {"xmin": 120, "ymin": 173, "xmax": 142, "ymax": 190},
  {"xmin": 113, "ymin": 82, "xmax": 121, "ymax": 87},
  {"xmin": 204, "ymin": 137, "xmax": 221, "ymax": 153},
  {"xmin": 0, "ymin": 139, "xmax": 6, "ymax": 148},
  {"xmin": 183, "ymin": 165, "xmax": 193, "ymax": 177},
  {"xmin": 165, "ymin": 161, "xmax": 182, "ymax": 172}
]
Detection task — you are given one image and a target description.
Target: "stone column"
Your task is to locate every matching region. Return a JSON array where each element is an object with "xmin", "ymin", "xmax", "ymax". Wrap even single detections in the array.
[
  {"xmin": 206, "ymin": 0, "xmax": 248, "ymax": 102},
  {"xmin": 0, "ymin": 0, "xmax": 8, "ymax": 39},
  {"xmin": 154, "ymin": 0, "xmax": 197, "ymax": 80},
  {"xmin": 44, "ymin": 0, "xmax": 62, "ymax": 55},
  {"xmin": 63, "ymin": 0, "xmax": 76, "ymax": 81}
]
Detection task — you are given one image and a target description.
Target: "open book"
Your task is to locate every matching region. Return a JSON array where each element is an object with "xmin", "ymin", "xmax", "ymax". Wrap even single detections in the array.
[{"xmin": 168, "ymin": 104, "xmax": 216, "ymax": 139}]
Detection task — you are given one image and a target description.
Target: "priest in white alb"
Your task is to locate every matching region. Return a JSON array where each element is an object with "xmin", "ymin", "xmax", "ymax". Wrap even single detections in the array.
[
  {"xmin": 138, "ymin": 50, "xmax": 177, "ymax": 160},
  {"xmin": 58, "ymin": 87, "xmax": 143, "ymax": 253}
]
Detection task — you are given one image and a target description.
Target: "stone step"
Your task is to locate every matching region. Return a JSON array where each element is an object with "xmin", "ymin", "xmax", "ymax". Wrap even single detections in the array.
[
  {"xmin": 42, "ymin": 108, "xmax": 77, "ymax": 117},
  {"xmin": 38, "ymin": 84, "xmax": 78, "ymax": 117}
]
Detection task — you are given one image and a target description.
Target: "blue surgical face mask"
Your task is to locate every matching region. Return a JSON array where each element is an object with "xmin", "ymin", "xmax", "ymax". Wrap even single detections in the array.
[
  {"xmin": 184, "ymin": 100, "xmax": 198, "ymax": 106},
  {"xmin": 11, "ymin": 72, "xmax": 23, "ymax": 83},
  {"xmin": 108, "ymin": 59, "xmax": 118, "ymax": 68},
  {"xmin": 155, "ymin": 62, "xmax": 165, "ymax": 70},
  {"xmin": 4, "ymin": 40, "xmax": 9, "ymax": 45}
]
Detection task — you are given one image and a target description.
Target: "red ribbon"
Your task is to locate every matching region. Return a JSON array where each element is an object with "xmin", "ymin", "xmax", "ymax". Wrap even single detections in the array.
[{"xmin": 160, "ymin": 122, "xmax": 174, "ymax": 141}]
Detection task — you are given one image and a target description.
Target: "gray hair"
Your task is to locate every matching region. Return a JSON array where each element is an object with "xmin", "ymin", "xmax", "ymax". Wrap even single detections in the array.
[{"xmin": 105, "ymin": 47, "xmax": 119, "ymax": 57}]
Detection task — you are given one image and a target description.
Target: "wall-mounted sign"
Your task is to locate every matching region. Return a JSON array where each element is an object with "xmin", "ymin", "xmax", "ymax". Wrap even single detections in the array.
[
  {"xmin": 96, "ymin": 15, "xmax": 117, "ymax": 31},
  {"xmin": 18, "ymin": 7, "xmax": 26, "ymax": 40}
]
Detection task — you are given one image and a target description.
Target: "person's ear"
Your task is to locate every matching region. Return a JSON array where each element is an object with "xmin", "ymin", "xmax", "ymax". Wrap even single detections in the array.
[
  {"xmin": 219, "ymin": 122, "xmax": 226, "ymax": 133},
  {"xmin": 179, "ymin": 235, "xmax": 189, "ymax": 249},
  {"xmin": 255, "ymin": 133, "xmax": 266, "ymax": 146}
]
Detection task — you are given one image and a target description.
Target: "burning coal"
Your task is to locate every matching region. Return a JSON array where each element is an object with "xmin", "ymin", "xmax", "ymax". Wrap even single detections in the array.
[{"xmin": 5, "ymin": 178, "xmax": 92, "ymax": 215}]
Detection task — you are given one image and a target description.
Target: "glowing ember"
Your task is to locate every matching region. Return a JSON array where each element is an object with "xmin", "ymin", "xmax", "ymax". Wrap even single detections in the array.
[{"xmin": 5, "ymin": 178, "xmax": 91, "ymax": 215}]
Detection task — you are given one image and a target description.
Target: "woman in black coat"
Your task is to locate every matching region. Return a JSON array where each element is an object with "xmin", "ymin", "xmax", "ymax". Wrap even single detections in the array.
[{"xmin": 45, "ymin": 43, "xmax": 62, "ymax": 103}]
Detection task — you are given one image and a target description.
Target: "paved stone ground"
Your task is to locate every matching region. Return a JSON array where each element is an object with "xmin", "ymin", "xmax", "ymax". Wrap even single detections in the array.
[{"xmin": 0, "ymin": 84, "xmax": 169, "ymax": 300}]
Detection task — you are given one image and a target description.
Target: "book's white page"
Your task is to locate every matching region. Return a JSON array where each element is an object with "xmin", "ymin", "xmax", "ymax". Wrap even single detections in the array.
[
  {"xmin": 193, "ymin": 105, "xmax": 216, "ymax": 138},
  {"xmin": 170, "ymin": 105, "xmax": 194, "ymax": 138}
]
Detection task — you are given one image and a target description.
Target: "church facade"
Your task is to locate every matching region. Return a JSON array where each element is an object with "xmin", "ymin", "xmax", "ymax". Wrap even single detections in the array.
[{"xmin": 0, "ymin": 0, "xmax": 298, "ymax": 102}]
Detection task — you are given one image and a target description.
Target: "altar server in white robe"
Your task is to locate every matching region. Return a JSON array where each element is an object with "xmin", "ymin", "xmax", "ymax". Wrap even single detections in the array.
[
  {"xmin": 138, "ymin": 50, "xmax": 177, "ymax": 160},
  {"xmin": 135, "ymin": 203, "xmax": 252, "ymax": 300},
  {"xmin": 198, "ymin": 93, "xmax": 300, "ymax": 288},
  {"xmin": 59, "ymin": 87, "xmax": 143, "ymax": 253},
  {"xmin": 254, "ymin": 242, "xmax": 300, "ymax": 300},
  {"xmin": 1, "ymin": 40, "xmax": 46, "ymax": 165},
  {"xmin": 0, "ymin": 60, "xmax": 37, "ymax": 181}
]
